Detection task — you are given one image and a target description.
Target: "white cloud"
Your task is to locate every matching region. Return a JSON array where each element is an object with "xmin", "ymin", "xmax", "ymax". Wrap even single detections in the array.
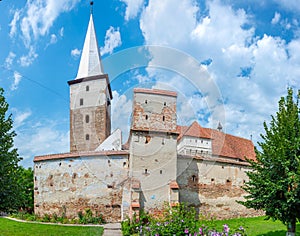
[
  {"xmin": 15, "ymin": 119, "xmax": 69, "ymax": 167},
  {"xmin": 19, "ymin": 46, "xmax": 38, "ymax": 67},
  {"xmin": 49, "ymin": 34, "xmax": 57, "ymax": 44},
  {"xmin": 12, "ymin": 109, "xmax": 32, "ymax": 129},
  {"xmin": 59, "ymin": 27, "xmax": 64, "ymax": 37},
  {"xmin": 138, "ymin": 0, "xmax": 300, "ymax": 145},
  {"xmin": 12, "ymin": 0, "xmax": 80, "ymax": 48},
  {"xmin": 120, "ymin": 0, "xmax": 144, "ymax": 21},
  {"xmin": 100, "ymin": 26, "xmax": 122, "ymax": 55},
  {"xmin": 11, "ymin": 71, "xmax": 22, "ymax": 91},
  {"xmin": 71, "ymin": 48, "xmax": 81, "ymax": 58},
  {"xmin": 4, "ymin": 52, "xmax": 16, "ymax": 69},
  {"xmin": 111, "ymin": 90, "xmax": 132, "ymax": 143},
  {"xmin": 274, "ymin": 0, "xmax": 300, "ymax": 14},
  {"xmin": 271, "ymin": 12, "xmax": 281, "ymax": 24},
  {"xmin": 9, "ymin": 9, "xmax": 21, "ymax": 38}
]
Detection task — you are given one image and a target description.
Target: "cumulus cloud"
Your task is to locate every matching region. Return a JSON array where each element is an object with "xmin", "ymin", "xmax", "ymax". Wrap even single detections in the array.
[
  {"xmin": 9, "ymin": 9, "xmax": 21, "ymax": 38},
  {"xmin": 137, "ymin": 0, "xmax": 300, "ymax": 145},
  {"xmin": 271, "ymin": 12, "xmax": 281, "ymax": 24},
  {"xmin": 111, "ymin": 90, "xmax": 132, "ymax": 143},
  {"xmin": 71, "ymin": 48, "xmax": 81, "ymax": 58},
  {"xmin": 19, "ymin": 46, "xmax": 38, "ymax": 67},
  {"xmin": 100, "ymin": 26, "xmax": 122, "ymax": 55},
  {"xmin": 4, "ymin": 52, "xmax": 16, "ymax": 69},
  {"xmin": 49, "ymin": 34, "xmax": 57, "ymax": 44},
  {"xmin": 11, "ymin": 71, "xmax": 22, "ymax": 91},
  {"xmin": 12, "ymin": 109, "xmax": 32, "ymax": 129},
  {"xmin": 15, "ymin": 119, "xmax": 69, "ymax": 167},
  {"xmin": 17, "ymin": 0, "xmax": 80, "ymax": 47},
  {"xmin": 120, "ymin": 0, "xmax": 144, "ymax": 21}
]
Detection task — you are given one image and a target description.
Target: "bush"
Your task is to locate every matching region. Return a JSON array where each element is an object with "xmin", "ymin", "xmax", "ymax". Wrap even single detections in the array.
[{"xmin": 121, "ymin": 203, "xmax": 247, "ymax": 236}]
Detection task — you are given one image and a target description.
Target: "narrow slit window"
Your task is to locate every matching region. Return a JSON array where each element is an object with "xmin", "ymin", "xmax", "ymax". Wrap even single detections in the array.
[
  {"xmin": 145, "ymin": 115, "xmax": 148, "ymax": 120},
  {"xmin": 192, "ymin": 175, "xmax": 197, "ymax": 182},
  {"xmin": 145, "ymin": 169, "xmax": 148, "ymax": 174},
  {"xmin": 80, "ymin": 98, "xmax": 83, "ymax": 106},
  {"xmin": 160, "ymin": 170, "xmax": 163, "ymax": 174},
  {"xmin": 164, "ymin": 102, "xmax": 166, "ymax": 106},
  {"xmin": 145, "ymin": 100, "xmax": 147, "ymax": 104},
  {"xmin": 86, "ymin": 85, "xmax": 89, "ymax": 91},
  {"xmin": 162, "ymin": 116, "xmax": 165, "ymax": 121},
  {"xmin": 86, "ymin": 134, "xmax": 89, "ymax": 140},
  {"xmin": 85, "ymin": 115, "xmax": 89, "ymax": 123}
]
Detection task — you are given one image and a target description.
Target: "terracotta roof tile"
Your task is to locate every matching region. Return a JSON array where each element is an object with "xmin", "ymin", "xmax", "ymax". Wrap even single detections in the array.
[
  {"xmin": 34, "ymin": 150, "xmax": 129, "ymax": 162},
  {"xmin": 170, "ymin": 180, "xmax": 179, "ymax": 189},
  {"xmin": 177, "ymin": 121, "xmax": 256, "ymax": 161},
  {"xmin": 131, "ymin": 202, "xmax": 140, "ymax": 208},
  {"xmin": 134, "ymin": 88, "xmax": 177, "ymax": 97}
]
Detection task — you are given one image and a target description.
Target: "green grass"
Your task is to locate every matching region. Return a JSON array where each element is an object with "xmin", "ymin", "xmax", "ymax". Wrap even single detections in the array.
[
  {"xmin": 201, "ymin": 216, "xmax": 300, "ymax": 236},
  {"xmin": 0, "ymin": 217, "xmax": 104, "ymax": 236}
]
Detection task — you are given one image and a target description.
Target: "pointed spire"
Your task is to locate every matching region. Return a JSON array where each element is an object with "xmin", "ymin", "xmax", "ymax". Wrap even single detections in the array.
[
  {"xmin": 76, "ymin": 7, "xmax": 104, "ymax": 79},
  {"xmin": 217, "ymin": 122, "xmax": 223, "ymax": 132}
]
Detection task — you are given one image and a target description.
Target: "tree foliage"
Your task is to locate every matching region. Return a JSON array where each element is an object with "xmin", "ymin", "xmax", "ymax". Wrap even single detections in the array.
[
  {"xmin": 0, "ymin": 87, "xmax": 33, "ymax": 213},
  {"xmin": 241, "ymin": 88, "xmax": 300, "ymax": 235}
]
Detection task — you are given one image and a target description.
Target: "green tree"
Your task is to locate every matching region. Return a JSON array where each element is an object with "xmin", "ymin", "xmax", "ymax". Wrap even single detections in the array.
[
  {"xmin": 0, "ymin": 87, "xmax": 22, "ymax": 213},
  {"xmin": 17, "ymin": 167, "xmax": 34, "ymax": 213},
  {"xmin": 240, "ymin": 88, "xmax": 300, "ymax": 236}
]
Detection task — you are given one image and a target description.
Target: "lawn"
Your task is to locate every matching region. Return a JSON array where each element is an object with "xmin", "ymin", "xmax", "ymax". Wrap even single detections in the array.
[
  {"xmin": 203, "ymin": 216, "xmax": 300, "ymax": 236},
  {"xmin": 0, "ymin": 217, "xmax": 104, "ymax": 236}
]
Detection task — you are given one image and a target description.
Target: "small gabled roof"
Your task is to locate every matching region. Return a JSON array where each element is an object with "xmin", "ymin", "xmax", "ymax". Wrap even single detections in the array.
[
  {"xmin": 76, "ymin": 13, "xmax": 104, "ymax": 79},
  {"xmin": 183, "ymin": 121, "xmax": 211, "ymax": 139}
]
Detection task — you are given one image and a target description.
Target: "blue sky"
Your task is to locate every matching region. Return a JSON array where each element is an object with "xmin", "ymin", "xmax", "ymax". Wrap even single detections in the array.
[{"xmin": 0, "ymin": 0, "xmax": 299, "ymax": 167}]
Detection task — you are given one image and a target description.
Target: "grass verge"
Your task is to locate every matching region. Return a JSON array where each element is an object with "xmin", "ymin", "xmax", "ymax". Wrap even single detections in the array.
[
  {"xmin": 202, "ymin": 216, "xmax": 300, "ymax": 236},
  {"xmin": 0, "ymin": 217, "xmax": 104, "ymax": 236}
]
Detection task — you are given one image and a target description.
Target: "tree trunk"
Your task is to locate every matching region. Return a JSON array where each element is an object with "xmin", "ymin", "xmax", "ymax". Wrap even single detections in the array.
[{"xmin": 286, "ymin": 220, "xmax": 296, "ymax": 236}]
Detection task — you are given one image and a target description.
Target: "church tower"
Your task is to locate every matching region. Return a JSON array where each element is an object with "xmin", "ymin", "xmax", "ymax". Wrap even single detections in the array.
[{"xmin": 68, "ymin": 8, "xmax": 112, "ymax": 152}]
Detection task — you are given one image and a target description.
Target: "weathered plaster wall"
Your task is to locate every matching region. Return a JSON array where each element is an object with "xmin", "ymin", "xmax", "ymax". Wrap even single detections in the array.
[
  {"xmin": 130, "ymin": 89, "xmax": 178, "ymax": 212},
  {"xmin": 131, "ymin": 91, "xmax": 177, "ymax": 133},
  {"xmin": 69, "ymin": 77, "xmax": 111, "ymax": 152},
  {"xmin": 177, "ymin": 156, "xmax": 261, "ymax": 219},
  {"xmin": 34, "ymin": 154, "xmax": 128, "ymax": 222},
  {"xmin": 130, "ymin": 132, "xmax": 178, "ymax": 210}
]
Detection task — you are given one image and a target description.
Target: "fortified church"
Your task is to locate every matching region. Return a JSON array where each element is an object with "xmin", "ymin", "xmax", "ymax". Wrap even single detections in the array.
[{"xmin": 34, "ymin": 9, "xmax": 259, "ymax": 222}]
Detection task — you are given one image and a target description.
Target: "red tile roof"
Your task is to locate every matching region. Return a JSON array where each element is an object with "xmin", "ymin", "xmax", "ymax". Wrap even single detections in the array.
[
  {"xmin": 134, "ymin": 88, "xmax": 177, "ymax": 97},
  {"xmin": 170, "ymin": 180, "xmax": 179, "ymax": 189},
  {"xmin": 34, "ymin": 150, "xmax": 129, "ymax": 162},
  {"xmin": 177, "ymin": 121, "xmax": 256, "ymax": 161}
]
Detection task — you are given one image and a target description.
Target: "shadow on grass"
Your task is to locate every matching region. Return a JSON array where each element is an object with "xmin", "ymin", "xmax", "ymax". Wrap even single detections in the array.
[{"xmin": 257, "ymin": 230, "xmax": 286, "ymax": 236}]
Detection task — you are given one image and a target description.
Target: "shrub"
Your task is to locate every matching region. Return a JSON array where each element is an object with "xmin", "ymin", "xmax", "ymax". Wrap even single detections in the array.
[{"xmin": 121, "ymin": 203, "xmax": 247, "ymax": 236}]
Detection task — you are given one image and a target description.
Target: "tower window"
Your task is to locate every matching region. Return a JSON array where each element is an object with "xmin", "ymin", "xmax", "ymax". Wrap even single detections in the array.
[
  {"xmin": 145, "ymin": 115, "xmax": 148, "ymax": 120},
  {"xmin": 86, "ymin": 85, "xmax": 89, "ymax": 91},
  {"xmin": 107, "ymin": 98, "xmax": 111, "ymax": 106},
  {"xmin": 145, "ymin": 100, "xmax": 147, "ymax": 104},
  {"xmin": 162, "ymin": 116, "xmax": 165, "ymax": 121},
  {"xmin": 85, "ymin": 115, "xmax": 89, "ymax": 123},
  {"xmin": 145, "ymin": 169, "xmax": 148, "ymax": 174},
  {"xmin": 160, "ymin": 170, "xmax": 163, "ymax": 174},
  {"xmin": 86, "ymin": 134, "xmax": 89, "ymax": 140},
  {"xmin": 164, "ymin": 102, "xmax": 166, "ymax": 106},
  {"xmin": 80, "ymin": 98, "xmax": 83, "ymax": 106},
  {"xmin": 192, "ymin": 175, "xmax": 197, "ymax": 182}
]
